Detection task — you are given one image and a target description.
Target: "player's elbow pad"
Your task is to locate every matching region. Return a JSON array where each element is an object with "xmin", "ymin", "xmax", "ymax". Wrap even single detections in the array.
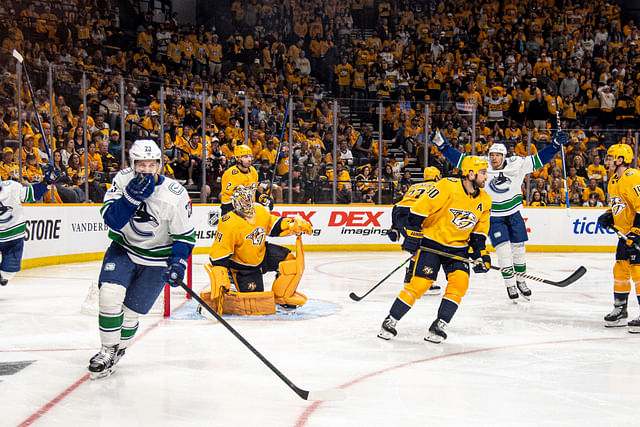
[{"xmin": 102, "ymin": 198, "xmax": 139, "ymax": 231}]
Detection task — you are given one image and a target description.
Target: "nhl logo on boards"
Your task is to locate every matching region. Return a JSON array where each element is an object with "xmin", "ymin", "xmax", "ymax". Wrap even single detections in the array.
[{"xmin": 208, "ymin": 210, "xmax": 220, "ymax": 227}]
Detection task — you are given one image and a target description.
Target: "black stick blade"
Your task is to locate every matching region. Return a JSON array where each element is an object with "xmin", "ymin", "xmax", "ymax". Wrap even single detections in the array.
[
  {"xmin": 349, "ymin": 292, "xmax": 363, "ymax": 301},
  {"xmin": 544, "ymin": 266, "xmax": 587, "ymax": 287}
]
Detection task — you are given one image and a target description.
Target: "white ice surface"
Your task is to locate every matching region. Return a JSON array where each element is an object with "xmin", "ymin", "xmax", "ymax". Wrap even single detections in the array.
[{"xmin": 1, "ymin": 252, "xmax": 639, "ymax": 427}]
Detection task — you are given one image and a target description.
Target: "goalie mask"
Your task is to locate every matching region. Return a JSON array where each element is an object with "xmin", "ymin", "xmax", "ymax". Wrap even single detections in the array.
[{"xmin": 231, "ymin": 185, "xmax": 256, "ymax": 217}]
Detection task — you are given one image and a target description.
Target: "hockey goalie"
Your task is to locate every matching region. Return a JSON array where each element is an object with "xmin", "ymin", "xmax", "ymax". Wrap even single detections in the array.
[{"xmin": 200, "ymin": 185, "xmax": 312, "ymax": 315}]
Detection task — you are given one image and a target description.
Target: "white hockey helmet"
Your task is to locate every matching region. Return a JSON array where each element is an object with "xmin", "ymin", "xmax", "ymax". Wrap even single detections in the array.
[
  {"xmin": 130, "ymin": 139, "xmax": 162, "ymax": 171},
  {"xmin": 488, "ymin": 143, "xmax": 507, "ymax": 156}
]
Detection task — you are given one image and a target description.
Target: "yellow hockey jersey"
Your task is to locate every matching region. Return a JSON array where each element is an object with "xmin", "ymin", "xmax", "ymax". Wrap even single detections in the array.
[
  {"xmin": 607, "ymin": 168, "xmax": 640, "ymax": 234},
  {"xmin": 396, "ymin": 182, "xmax": 436, "ymax": 207},
  {"xmin": 410, "ymin": 178, "xmax": 491, "ymax": 248},
  {"xmin": 220, "ymin": 165, "xmax": 259, "ymax": 204},
  {"xmin": 209, "ymin": 204, "xmax": 281, "ymax": 267}
]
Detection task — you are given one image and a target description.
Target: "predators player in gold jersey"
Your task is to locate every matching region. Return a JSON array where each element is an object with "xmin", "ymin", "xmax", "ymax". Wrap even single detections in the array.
[
  {"xmin": 388, "ymin": 166, "xmax": 442, "ymax": 295},
  {"xmin": 378, "ymin": 157, "xmax": 492, "ymax": 343},
  {"xmin": 200, "ymin": 185, "xmax": 312, "ymax": 316},
  {"xmin": 220, "ymin": 144, "xmax": 274, "ymax": 214},
  {"xmin": 597, "ymin": 144, "xmax": 640, "ymax": 332}
]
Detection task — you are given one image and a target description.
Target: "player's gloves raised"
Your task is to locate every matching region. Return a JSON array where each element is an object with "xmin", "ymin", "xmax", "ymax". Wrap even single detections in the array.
[
  {"xmin": 125, "ymin": 173, "xmax": 155, "ymax": 205},
  {"xmin": 551, "ymin": 130, "xmax": 568, "ymax": 147},
  {"xmin": 163, "ymin": 257, "xmax": 188, "ymax": 287},
  {"xmin": 258, "ymin": 193, "xmax": 274, "ymax": 211},
  {"xmin": 43, "ymin": 165, "xmax": 62, "ymax": 185},
  {"xmin": 387, "ymin": 228, "xmax": 400, "ymax": 242},
  {"xmin": 431, "ymin": 130, "xmax": 449, "ymax": 148},
  {"xmin": 401, "ymin": 228, "xmax": 422, "ymax": 254},
  {"xmin": 597, "ymin": 211, "xmax": 614, "ymax": 231}
]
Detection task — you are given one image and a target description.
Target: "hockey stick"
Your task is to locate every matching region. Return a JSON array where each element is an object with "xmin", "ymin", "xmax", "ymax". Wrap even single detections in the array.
[
  {"xmin": 266, "ymin": 98, "xmax": 290, "ymax": 198},
  {"xmin": 349, "ymin": 254, "xmax": 414, "ymax": 301},
  {"xmin": 556, "ymin": 96, "xmax": 570, "ymax": 209},
  {"xmin": 12, "ymin": 49, "xmax": 53, "ymax": 166},
  {"xmin": 419, "ymin": 245, "xmax": 586, "ymax": 287},
  {"xmin": 178, "ymin": 280, "xmax": 345, "ymax": 401}
]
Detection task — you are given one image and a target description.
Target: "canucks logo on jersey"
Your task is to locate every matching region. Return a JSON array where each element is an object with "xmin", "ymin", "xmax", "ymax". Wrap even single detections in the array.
[
  {"xmin": 488, "ymin": 172, "xmax": 512, "ymax": 194},
  {"xmin": 610, "ymin": 196, "xmax": 626, "ymax": 216},
  {"xmin": 449, "ymin": 209, "xmax": 478, "ymax": 230},
  {"xmin": 129, "ymin": 202, "xmax": 159, "ymax": 237},
  {"xmin": 0, "ymin": 202, "xmax": 14, "ymax": 224}
]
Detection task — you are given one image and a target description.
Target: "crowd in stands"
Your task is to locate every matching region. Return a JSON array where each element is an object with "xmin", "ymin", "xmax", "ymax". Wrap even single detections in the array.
[{"xmin": 1, "ymin": 0, "xmax": 640, "ymax": 206}]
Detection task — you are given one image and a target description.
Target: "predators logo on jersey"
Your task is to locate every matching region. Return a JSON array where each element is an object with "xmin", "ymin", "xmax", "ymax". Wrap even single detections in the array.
[
  {"xmin": 449, "ymin": 209, "xmax": 478, "ymax": 230},
  {"xmin": 246, "ymin": 227, "xmax": 267, "ymax": 246},
  {"xmin": 610, "ymin": 196, "xmax": 626, "ymax": 216}
]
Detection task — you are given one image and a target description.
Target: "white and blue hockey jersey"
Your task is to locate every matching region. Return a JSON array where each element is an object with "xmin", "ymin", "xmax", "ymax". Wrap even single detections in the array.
[
  {"xmin": 0, "ymin": 180, "xmax": 42, "ymax": 242},
  {"xmin": 101, "ymin": 168, "xmax": 195, "ymax": 266},
  {"xmin": 441, "ymin": 144, "xmax": 559, "ymax": 217}
]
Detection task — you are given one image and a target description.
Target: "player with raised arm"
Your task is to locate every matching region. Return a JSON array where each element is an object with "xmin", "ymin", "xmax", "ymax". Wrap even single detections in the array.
[
  {"xmin": 88, "ymin": 139, "xmax": 195, "ymax": 379},
  {"xmin": 200, "ymin": 185, "xmax": 312, "ymax": 315},
  {"xmin": 219, "ymin": 145, "xmax": 274, "ymax": 214},
  {"xmin": 597, "ymin": 144, "xmax": 640, "ymax": 332},
  {"xmin": 434, "ymin": 129, "xmax": 568, "ymax": 302},
  {"xmin": 0, "ymin": 168, "xmax": 58, "ymax": 286},
  {"xmin": 378, "ymin": 156, "xmax": 492, "ymax": 343},
  {"xmin": 387, "ymin": 166, "xmax": 442, "ymax": 295}
]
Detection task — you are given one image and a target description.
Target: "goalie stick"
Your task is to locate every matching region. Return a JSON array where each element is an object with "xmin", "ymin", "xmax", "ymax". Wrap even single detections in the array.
[
  {"xmin": 178, "ymin": 281, "xmax": 345, "ymax": 402},
  {"xmin": 349, "ymin": 254, "xmax": 414, "ymax": 301},
  {"xmin": 419, "ymin": 246, "xmax": 586, "ymax": 287}
]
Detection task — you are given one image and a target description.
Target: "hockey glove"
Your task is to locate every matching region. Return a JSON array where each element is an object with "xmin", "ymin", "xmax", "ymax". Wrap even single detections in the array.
[
  {"xmin": 283, "ymin": 216, "xmax": 313, "ymax": 235},
  {"xmin": 387, "ymin": 228, "xmax": 400, "ymax": 242},
  {"xmin": 551, "ymin": 130, "xmax": 568, "ymax": 147},
  {"xmin": 624, "ymin": 227, "xmax": 640, "ymax": 250},
  {"xmin": 258, "ymin": 193, "xmax": 275, "ymax": 211},
  {"xmin": 125, "ymin": 173, "xmax": 155, "ymax": 205},
  {"xmin": 597, "ymin": 211, "xmax": 614, "ymax": 231},
  {"xmin": 401, "ymin": 228, "xmax": 422, "ymax": 254},
  {"xmin": 43, "ymin": 165, "xmax": 62, "ymax": 185},
  {"xmin": 163, "ymin": 257, "xmax": 188, "ymax": 287},
  {"xmin": 431, "ymin": 130, "xmax": 449, "ymax": 148},
  {"xmin": 472, "ymin": 251, "xmax": 491, "ymax": 273}
]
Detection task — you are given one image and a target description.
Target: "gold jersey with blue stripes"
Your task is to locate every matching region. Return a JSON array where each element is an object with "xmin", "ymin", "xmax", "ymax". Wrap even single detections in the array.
[
  {"xmin": 209, "ymin": 203, "xmax": 282, "ymax": 267},
  {"xmin": 607, "ymin": 168, "xmax": 640, "ymax": 234},
  {"xmin": 410, "ymin": 178, "xmax": 491, "ymax": 248},
  {"xmin": 220, "ymin": 165, "xmax": 258, "ymax": 204},
  {"xmin": 396, "ymin": 182, "xmax": 437, "ymax": 207}
]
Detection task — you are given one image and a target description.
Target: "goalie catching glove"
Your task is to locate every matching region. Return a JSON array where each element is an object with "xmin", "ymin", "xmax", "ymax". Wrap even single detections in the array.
[
  {"xmin": 469, "ymin": 233, "xmax": 491, "ymax": 274},
  {"xmin": 280, "ymin": 216, "xmax": 313, "ymax": 236}
]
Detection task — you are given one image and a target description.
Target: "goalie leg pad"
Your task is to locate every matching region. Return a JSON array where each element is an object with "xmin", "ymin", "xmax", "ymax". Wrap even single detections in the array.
[
  {"xmin": 98, "ymin": 282, "xmax": 126, "ymax": 347},
  {"xmin": 271, "ymin": 236, "xmax": 306, "ymax": 306},
  {"xmin": 198, "ymin": 290, "xmax": 276, "ymax": 316},
  {"xmin": 204, "ymin": 263, "xmax": 232, "ymax": 314}
]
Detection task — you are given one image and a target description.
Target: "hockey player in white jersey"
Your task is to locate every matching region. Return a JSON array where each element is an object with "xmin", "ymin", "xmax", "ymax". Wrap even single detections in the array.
[
  {"xmin": 0, "ymin": 168, "xmax": 58, "ymax": 286},
  {"xmin": 434, "ymin": 129, "xmax": 568, "ymax": 301},
  {"xmin": 88, "ymin": 139, "xmax": 195, "ymax": 379}
]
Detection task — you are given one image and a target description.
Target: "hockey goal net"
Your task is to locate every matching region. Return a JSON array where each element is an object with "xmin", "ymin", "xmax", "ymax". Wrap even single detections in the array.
[{"xmin": 81, "ymin": 256, "xmax": 193, "ymax": 317}]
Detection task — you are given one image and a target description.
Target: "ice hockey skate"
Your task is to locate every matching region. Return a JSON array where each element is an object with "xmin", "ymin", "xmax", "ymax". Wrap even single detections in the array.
[
  {"xmin": 88, "ymin": 345, "xmax": 120, "ymax": 380},
  {"xmin": 516, "ymin": 281, "xmax": 531, "ymax": 300},
  {"xmin": 506, "ymin": 285, "xmax": 519, "ymax": 303},
  {"xmin": 604, "ymin": 304, "xmax": 628, "ymax": 327},
  {"xmin": 0, "ymin": 273, "xmax": 7, "ymax": 286},
  {"xmin": 425, "ymin": 319, "xmax": 448, "ymax": 343},
  {"xmin": 627, "ymin": 315, "xmax": 640, "ymax": 333},
  {"xmin": 377, "ymin": 315, "xmax": 398, "ymax": 340}
]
